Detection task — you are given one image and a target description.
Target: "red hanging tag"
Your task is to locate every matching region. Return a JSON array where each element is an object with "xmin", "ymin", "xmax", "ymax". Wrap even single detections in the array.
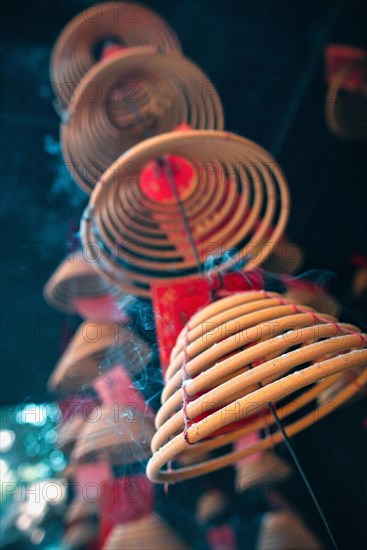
[
  {"xmin": 74, "ymin": 293, "xmax": 127, "ymax": 321},
  {"xmin": 99, "ymin": 475, "xmax": 154, "ymax": 544},
  {"xmin": 74, "ymin": 462, "xmax": 112, "ymax": 500},
  {"xmin": 93, "ymin": 365, "xmax": 154, "ymax": 418},
  {"xmin": 152, "ymin": 270, "xmax": 264, "ymax": 375},
  {"xmin": 325, "ymin": 44, "xmax": 367, "ymax": 94},
  {"xmin": 59, "ymin": 397, "xmax": 99, "ymax": 423},
  {"xmin": 207, "ymin": 524, "xmax": 237, "ymax": 550}
]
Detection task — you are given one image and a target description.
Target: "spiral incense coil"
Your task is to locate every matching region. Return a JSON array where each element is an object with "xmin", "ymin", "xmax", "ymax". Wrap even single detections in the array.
[
  {"xmin": 57, "ymin": 413, "xmax": 85, "ymax": 453},
  {"xmin": 263, "ymin": 239, "xmax": 304, "ymax": 274},
  {"xmin": 196, "ymin": 489, "xmax": 230, "ymax": 524},
  {"xmin": 81, "ymin": 130, "xmax": 290, "ymax": 298},
  {"xmin": 48, "ymin": 321, "xmax": 150, "ymax": 394},
  {"xmin": 44, "ymin": 252, "xmax": 127, "ymax": 320},
  {"xmin": 283, "ymin": 283, "xmax": 340, "ymax": 317},
  {"xmin": 51, "ymin": 1, "xmax": 182, "ymax": 112},
  {"xmin": 326, "ymin": 58, "xmax": 367, "ymax": 140},
  {"xmin": 62, "ymin": 48, "xmax": 224, "ymax": 193},
  {"xmin": 258, "ymin": 510, "xmax": 322, "ymax": 550},
  {"xmin": 147, "ymin": 290, "xmax": 367, "ymax": 483},
  {"xmin": 235, "ymin": 452, "xmax": 291, "ymax": 492},
  {"xmin": 72, "ymin": 406, "xmax": 155, "ymax": 465},
  {"xmin": 65, "ymin": 498, "xmax": 99, "ymax": 524},
  {"xmin": 63, "ymin": 522, "xmax": 98, "ymax": 549},
  {"xmin": 103, "ymin": 514, "xmax": 187, "ymax": 550}
]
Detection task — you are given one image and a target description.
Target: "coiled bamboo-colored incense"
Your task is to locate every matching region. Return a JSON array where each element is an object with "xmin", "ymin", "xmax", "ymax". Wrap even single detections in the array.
[
  {"xmin": 326, "ymin": 58, "xmax": 367, "ymax": 140},
  {"xmin": 102, "ymin": 514, "xmax": 187, "ymax": 550},
  {"xmin": 235, "ymin": 451, "xmax": 292, "ymax": 492},
  {"xmin": 71, "ymin": 406, "xmax": 154, "ymax": 465},
  {"xmin": 63, "ymin": 522, "xmax": 98, "ymax": 549},
  {"xmin": 57, "ymin": 413, "xmax": 86, "ymax": 453},
  {"xmin": 147, "ymin": 290, "xmax": 366, "ymax": 483},
  {"xmin": 44, "ymin": 252, "xmax": 127, "ymax": 320},
  {"xmin": 48, "ymin": 321, "xmax": 150, "ymax": 394},
  {"xmin": 61, "ymin": 48, "xmax": 223, "ymax": 193},
  {"xmin": 65, "ymin": 498, "xmax": 99, "ymax": 524},
  {"xmin": 81, "ymin": 130, "xmax": 290, "ymax": 298},
  {"xmin": 51, "ymin": 1, "xmax": 182, "ymax": 112},
  {"xmin": 258, "ymin": 510, "xmax": 322, "ymax": 550}
]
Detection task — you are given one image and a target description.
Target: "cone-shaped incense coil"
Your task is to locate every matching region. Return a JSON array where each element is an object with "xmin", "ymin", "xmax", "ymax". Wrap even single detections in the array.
[
  {"xmin": 103, "ymin": 514, "xmax": 187, "ymax": 549},
  {"xmin": 44, "ymin": 251, "xmax": 126, "ymax": 319},
  {"xmin": 147, "ymin": 290, "xmax": 366, "ymax": 483},
  {"xmin": 63, "ymin": 522, "xmax": 98, "ymax": 549},
  {"xmin": 235, "ymin": 452, "xmax": 291, "ymax": 492},
  {"xmin": 258, "ymin": 510, "xmax": 322, "ymax": 550},
  {"xmin": 196, "ymin": 489, "xmax": 230, "ymax": 524},
  {"xmin": 51, "ymin": 1, "xmax": 182, "ymax": 111},
  {"xmin": 284, "ymin": 284, "xmax": 340, "ymax": 317},
  {"xmin": 57, "ymin": 414, "xmax": 86, "ymax": 453},
  {"xmin": 72, "ymin": 406, "xmax": 155, "ymax": 465},
  {"xmin": 65, "ymin": 497, "xmax": 99, "ymax": 524},
  {"xmin": 81, "ymin": 130, "xmax": 290, "ymax": 297},
  {"xmin": 48, "ymin": 321, "xmax": 150, "ymax": 394},
  {"xmin": 62, "ymin": 48, "xmax": 224, "ymax": 193},
  {"xmin": 326, "ymin": 57, "xmax": 367, "ymax": 140}
]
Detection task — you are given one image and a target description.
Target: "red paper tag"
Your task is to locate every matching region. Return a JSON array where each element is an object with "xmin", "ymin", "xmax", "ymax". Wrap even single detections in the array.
[
  {"xmin": 325, "ymin": 44, "xmax": 367, "ymax": 94},
  {"xmin": 99, "ymin": 475, "xmax": 154, "ymax": 544},
  {"xmin": 351, "ymin": 253, "xmax": 367, "ymax": 269},
  {"xmin": 74, "ymin": 462, "xmax": 112, "ymax": 500},
  {"xmin": 207, "ymin": 524, "xmax": 237, "ymax": 550},
  {"xmin": 152, "ymin": 271, "xmax": 264, "ymax": 374},
  {"xmin": 74, "ymin": 294, "xmax": 126, "ymax": 321},
  {"xmin": 93, "ymin": 365, "xmax": 154, "ymax": 418},
  {"xmin": 59, "ymin": 397, "xmax": 99, "ymax": 423}
]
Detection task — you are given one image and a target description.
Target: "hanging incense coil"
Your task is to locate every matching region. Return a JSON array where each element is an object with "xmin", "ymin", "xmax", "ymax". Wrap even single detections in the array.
[
  {"xmin": 48, "ymin": 321, "xmax": 150, "ymax": 394},
  {"xmin": 65, "ymin": 498, "xmax": 99, "ymax": 524},
  {"xmin": 258, "ymin": 510, "xmax": 322, "ymax": 550},
  {"xmin": 61, "ymin": 48, "xmax": 224, "ymax": 193},
  {"xmin": 57, "ymin": 413, "xmax": 86, "ymax": 453},
  {"xmin": 147, "ymin": 290, "xmax": 366, "ymax": 483},
  {"xmin": 263, "ymin": 238, "xmax": 304, "ymax": 274},
  {"xmin": 325, "ymin": 57, "xmax": 367, "ymax": 140},
  {"xmin": 103, "ymin": 514, "xmax": 187, "ymax": 550},
  {"xmin": 51, "ymin": 1, "xmax": 182, "ymax": 112},
  {"xmin": 63, "ymin": 522, "xmax": 98, "ymax": 549},
  {"xmin": 235, "ymin": 451, "xmax": 291, "ymax": 492},
  {"xmin": 44, "ymin": 252, "xmax": 128, "ymax": 320},
  {"xmin": 196, "ymin": 489, "xmax": 230, "ymax": 524},
  {"xmin": 283, "ymin": 281, "xmax": 340, "ymax": 317},
  {"xmin": 72, "ymin": 406, "xmax": 155, "ymax": 465},
  {"xmin": 81, "ymin": 130, "xmax": 290, "ymax": 298}
]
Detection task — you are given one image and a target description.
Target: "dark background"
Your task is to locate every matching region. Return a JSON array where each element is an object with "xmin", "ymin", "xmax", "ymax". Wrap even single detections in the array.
[{"xmin": 1, "ymin": 2, "xmax": 366, "ymax": 547}]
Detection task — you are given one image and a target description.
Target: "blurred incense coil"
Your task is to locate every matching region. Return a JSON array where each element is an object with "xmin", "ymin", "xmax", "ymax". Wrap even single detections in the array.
[
  {"xmin": 325, "ymin": 49, "xmax": 367, "ymax": 140},
  {"xmin": 81, "ymin": 130, "xmax": 290, "ymax": 298},
  {"xmin": 235, "ymin": 450, "xmax": 292, "ymax": 492},
  {"xmin": 63, "ymin": 522, "xmax": 98, "ymax": 549},
  {"xmin": 258, "ymin": 510, "xmax": 322, "ymax": 550},
  {"xmin": 71, "ymin": 406, "xmax": 155, "ymax": 465},
  {"xmin": 44, "ymin": 251, "xmax": 128, "ymax": 320},
  {"xmin": 48, "ymin": 321, "xmax": 150, "ymax": 394},
  {"xmin": 102, "ymin": 514, "xmax": 187, "ymax": 549},
  {"xmin": 51, "ymin": 1, "xmax": 182, "ymax": 111},
  {"xmin": 147, "ymin": 290, "xmax": 366, "ymax": 483},
  {"xmin": 283, "ymin": 279, "xmax": 340, "ymax": 317},
  {"xmin": 57, "ymin": 413, "xmax": 86, "ymax": 453},
  {"xmin": 61, "ymin": 48, "xmax": 224, "ymax": 193},
  {"xmin": 65, "ymin": 498, "xmax": 99, "ymax": 524}
]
